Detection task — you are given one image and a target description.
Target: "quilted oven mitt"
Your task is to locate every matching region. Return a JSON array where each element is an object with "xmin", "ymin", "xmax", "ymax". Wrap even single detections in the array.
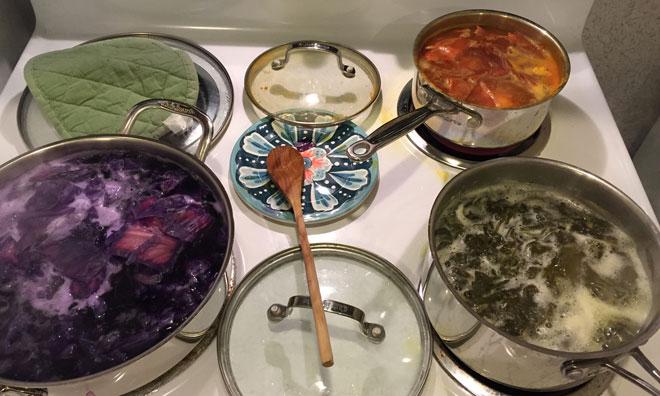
[{"xmin": 24, "ymin": 37, "xmax": 199, "ymax": 139}]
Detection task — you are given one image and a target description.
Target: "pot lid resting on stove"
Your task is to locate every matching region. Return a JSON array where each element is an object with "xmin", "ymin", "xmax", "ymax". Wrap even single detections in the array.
[
  {"xmin": 18, "ymin": 32, "xmax": 234, "ymax": 154},
  {"xmin": 217, "ymin": 243, "xmax": 432, "ymax": 395},
  {"xmin": 244, "ymin": 40, "xmax": 381, "ymax": 128}
]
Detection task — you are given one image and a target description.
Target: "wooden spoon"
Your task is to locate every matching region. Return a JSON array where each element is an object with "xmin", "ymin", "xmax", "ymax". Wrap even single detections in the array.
[{"xmin": 267, "ymin": 146, "xmax": 334, "ymax": 367}]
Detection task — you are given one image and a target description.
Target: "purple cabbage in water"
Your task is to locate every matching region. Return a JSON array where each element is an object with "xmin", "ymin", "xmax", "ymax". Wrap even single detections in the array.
[{"xmin": 0, "ymin": 150, "xmax": 228, "ymax": 382}]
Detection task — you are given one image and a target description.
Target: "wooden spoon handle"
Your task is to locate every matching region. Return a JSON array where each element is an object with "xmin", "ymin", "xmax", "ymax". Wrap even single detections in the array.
[{"xmin": 292, "ymin": 203, "xmax": 334, "ymax": 367}]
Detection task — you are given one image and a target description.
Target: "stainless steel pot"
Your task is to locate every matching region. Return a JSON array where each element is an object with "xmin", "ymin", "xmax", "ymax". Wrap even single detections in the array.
[
  {"xmin": 0, "ymin": 99, "xmax": 234, "ymax": 390},
  {"xmin": 347, "ymin": 10, "xmax": 570, "ymax": 161},
  {"xmin": 427, "ymin": 157, "xmax": 660, "ymax": 394}
]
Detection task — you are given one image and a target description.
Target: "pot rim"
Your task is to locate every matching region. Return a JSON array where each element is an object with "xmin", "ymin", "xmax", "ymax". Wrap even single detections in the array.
[
  {"xmin": 0, "ymin": 135, "xmax": 235, "ymax": 387},
  {"xmin": 427, "ymin": 156, "xmax": 660, "ymax": 361},
  {"xmin": 413, "ymin": 9, "xmax": 571, "ymax": 111},
  {"xmin": 244, "ymin": 39, "xmax": 382, "ymax": 128}
]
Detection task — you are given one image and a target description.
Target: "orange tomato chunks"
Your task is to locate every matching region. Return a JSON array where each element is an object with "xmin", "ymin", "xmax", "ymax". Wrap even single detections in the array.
[
  {"xmin": 418, "ymin": 25, "xmax": 562, "ymax": 108},
  {"xmin": 423, "ymin": 37, "xmax": 470, "ymax": 62}
]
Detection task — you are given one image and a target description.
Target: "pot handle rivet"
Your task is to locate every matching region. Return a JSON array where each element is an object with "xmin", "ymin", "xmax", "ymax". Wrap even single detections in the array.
[{"xmin": 564, "ymin": 367, "xmax": 584, "ymax": 381}]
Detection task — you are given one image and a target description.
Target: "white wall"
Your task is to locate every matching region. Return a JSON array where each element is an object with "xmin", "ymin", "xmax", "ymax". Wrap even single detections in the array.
[
  {"xmin": 583, "ymin": 0, "xmax": 660, "ymax": 154},
  {"xmin": 30, "ymin": 0, "xmax": 593, "ymax": 51},
  {"xmin": 634, "ymin": 117, "xmax": 660, "ymax": 218}
]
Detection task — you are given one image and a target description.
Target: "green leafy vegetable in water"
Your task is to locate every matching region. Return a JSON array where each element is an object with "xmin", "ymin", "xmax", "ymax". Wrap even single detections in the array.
[{"xmin": 433, "ymin": 183, "xmax": 651, "ymax": 352}]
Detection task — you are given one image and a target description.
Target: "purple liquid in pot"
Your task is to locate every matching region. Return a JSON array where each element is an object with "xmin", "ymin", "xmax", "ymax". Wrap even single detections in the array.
[{"xmin": 0, "ymin": 150, "xmax": 228, "ymax": 382}]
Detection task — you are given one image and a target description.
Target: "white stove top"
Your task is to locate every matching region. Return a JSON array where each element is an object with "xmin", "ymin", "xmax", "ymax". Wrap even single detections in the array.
[{"xmin": 0, "ymin": 1, "xmax": 658, "ymax": 394}]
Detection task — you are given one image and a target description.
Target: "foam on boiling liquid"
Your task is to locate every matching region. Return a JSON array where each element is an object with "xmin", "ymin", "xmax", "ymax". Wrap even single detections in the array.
[{"xmin": 435, "ymin": 183, "xmax": 652, "ymax": 352}]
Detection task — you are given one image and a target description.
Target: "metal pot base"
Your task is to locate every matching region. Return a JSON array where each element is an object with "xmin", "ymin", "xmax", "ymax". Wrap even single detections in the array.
[
  {"xmin": 431, "ymin": 333, "xmax": 614, "ymax": 396},
  {"xmin": 397, "ymin": 80, "xmax": 550, "ymax": 170},
  {"xmin": 419, "ymin": 256, "xmax": 615, "ymax": 396}
]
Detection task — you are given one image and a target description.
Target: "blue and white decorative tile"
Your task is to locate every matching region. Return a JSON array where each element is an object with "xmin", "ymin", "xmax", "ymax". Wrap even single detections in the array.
[{"xmin": 230, "ymin": 117, "xmax": 379, "ymax": 224}]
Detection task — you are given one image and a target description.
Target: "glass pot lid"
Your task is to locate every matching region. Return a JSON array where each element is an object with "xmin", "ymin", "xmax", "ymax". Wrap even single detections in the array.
[
  {"xmin": 217, "ymin": 243, "xmax": 431, "ymax": 395},
  {"xmin": 245, "ymin": 41, "xmax": 381, "ymax": 128}
]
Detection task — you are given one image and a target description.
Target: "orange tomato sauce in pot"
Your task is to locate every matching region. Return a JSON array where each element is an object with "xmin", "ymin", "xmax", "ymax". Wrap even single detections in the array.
[{"xmin": 418, "ymin": 25, "xmax": 563, "ymax": 109}]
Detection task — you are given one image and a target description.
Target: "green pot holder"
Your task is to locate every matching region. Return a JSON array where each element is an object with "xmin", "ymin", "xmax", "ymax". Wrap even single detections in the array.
[{"xmin": 24, "ymin": 37, "xmax": 199, "ymax": 139}]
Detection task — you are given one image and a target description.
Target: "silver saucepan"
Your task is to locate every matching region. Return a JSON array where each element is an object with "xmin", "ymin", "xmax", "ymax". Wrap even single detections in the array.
[
  {"xmin": 0, "ymin": 100, "xmax": 234, "ymax": 391},
  {"xmin": 347, "ymin": 10, "xmax": 570, "ymax": 161},
  {"xmin": 426, "ymin": 157, "xmax": 660, "ymax": 394}
]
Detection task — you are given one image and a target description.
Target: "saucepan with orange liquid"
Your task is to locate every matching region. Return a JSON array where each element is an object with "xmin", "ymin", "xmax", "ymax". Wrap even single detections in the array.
[{"xmin": 347, "ymin": 10, "xmax": 570, "ymax": 161}]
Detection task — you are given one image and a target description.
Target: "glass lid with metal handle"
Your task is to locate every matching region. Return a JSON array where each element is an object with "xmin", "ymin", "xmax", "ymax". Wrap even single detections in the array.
[
  {"xmin": 244, "ymin": 41, "xmax": 381, "ymax": 128},
  {"xmin": 217, "ymin": 243, "xmax": 432, "ymax": 395}
]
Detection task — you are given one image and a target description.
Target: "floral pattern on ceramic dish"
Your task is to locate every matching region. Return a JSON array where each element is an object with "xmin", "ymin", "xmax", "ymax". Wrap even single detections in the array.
[{"xmin": 230, "ymin": 117, "xmax": 378, "ymax": 224}]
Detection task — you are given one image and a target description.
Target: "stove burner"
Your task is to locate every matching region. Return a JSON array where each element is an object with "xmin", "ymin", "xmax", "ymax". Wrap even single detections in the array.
[
  {"xmin": 419, "ymin": 262, "xmax": 613, "ymax": 396},
  {"xmin": 397, "ymin": 80, "xmax": 550, "ymax": 169}
]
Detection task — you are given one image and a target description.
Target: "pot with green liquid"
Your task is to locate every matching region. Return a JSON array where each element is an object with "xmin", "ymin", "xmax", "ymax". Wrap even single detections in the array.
[{"xmin": 426, "ymin": 157, "xmax": 660, "ymax": 394}]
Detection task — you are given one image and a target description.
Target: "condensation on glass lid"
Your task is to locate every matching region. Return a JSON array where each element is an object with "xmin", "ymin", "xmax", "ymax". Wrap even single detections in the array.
[
  {"xmin": 245, "ymin": 41, "xmax": 381, "ymax": 127},
  {"xmin": 275, "ymin": 109, "xmax": 344, "ymax": 125},
  {"xmin": 218, "ymin": 244, "xmax": 431, "ymax": 395}
]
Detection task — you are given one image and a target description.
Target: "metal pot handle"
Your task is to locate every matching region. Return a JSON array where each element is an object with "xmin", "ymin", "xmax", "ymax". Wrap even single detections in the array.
[
  {"xmin": 120, "ymin": 99, "xmax": 213, "ymax": 161},
  {"xmin": 0, "ymin": 385, "xmax": 47, "ymax": 395},
  {"xmin": 562, "ymin": 347, "xmax": 660, "ymax": 395},
  {"xmin": 271, "ymin": 40, "xmax": 356, "ymax": 78},
  {"xmin": 267, "ymin": 295, "xmax": 385, "ymax": 343},
  {"xmin": 345, "ymin": 84, "xmax": 483, "ymax": 162},
  {"xmin": 346, "ymin": 105, "xmax": 439, "ymax": 161}
]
